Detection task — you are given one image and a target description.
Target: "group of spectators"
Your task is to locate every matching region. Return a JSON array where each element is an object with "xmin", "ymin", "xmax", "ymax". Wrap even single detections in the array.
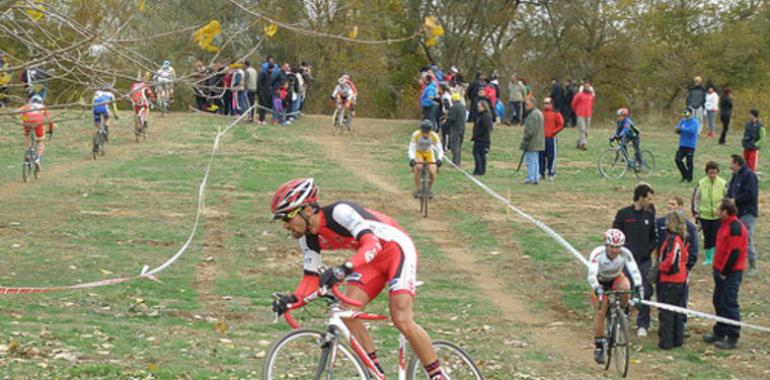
[
  {"xmin": 192, "ymin": 56, "xmax": 312, "ymax": 125},
  {"xmin": 610, "ymin": 157, "xmax": 757, "ymax": 351}
]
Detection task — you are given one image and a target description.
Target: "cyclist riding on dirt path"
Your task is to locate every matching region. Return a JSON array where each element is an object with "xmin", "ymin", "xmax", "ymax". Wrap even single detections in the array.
[
  {"xmin": 270, "ymin": 178, "xmax": 449, "ymax": 380},
  {"xmin": 19, "ymin": 95, "xmax": 54, "ymax": 167},
  {"xmin": 154, "ymin": 60, "xmax": 176, "ymax": 101},
  {"xmin": 331, "ymin": 75, "xmax": 356, "ymax": 116},
  {"xmin": 408, "ymin": 119, "xmax": 444, "ymax": 199},
  {"xmin": 130, "ymin": 72, "xmax": 155, "ymax": 127},
  {"xmin": 92, "ymin": 85, "xmax": 119, "ymax": 142},
  {"xmin": 588, "ymin": 228, "xmax": 644, "ymax": 365}
]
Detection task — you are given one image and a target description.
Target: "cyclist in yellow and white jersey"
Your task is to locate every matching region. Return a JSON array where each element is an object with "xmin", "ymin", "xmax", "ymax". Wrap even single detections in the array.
[{"xmin": 408, "ymin": 119, "xmax": 444, "ymax": 198}]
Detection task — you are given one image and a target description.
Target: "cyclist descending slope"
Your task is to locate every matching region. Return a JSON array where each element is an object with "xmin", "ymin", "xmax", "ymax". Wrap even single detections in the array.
[
  {"xmin": 587, "ymin": 229, "xmax": 644, "ymax": 365},
  {"xmin": 269, "ymin": 178, "xmax": 448, "ymax": 380},
  {"xmin": 408, "ymin": 119, "xmax": 444, "ymax": 198}
]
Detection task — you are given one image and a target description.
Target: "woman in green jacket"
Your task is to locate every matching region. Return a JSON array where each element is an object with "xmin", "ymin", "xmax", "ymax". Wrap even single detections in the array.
[{"xmin": 690, "ymin": 161, "xmax": 727, "ymax": 265}]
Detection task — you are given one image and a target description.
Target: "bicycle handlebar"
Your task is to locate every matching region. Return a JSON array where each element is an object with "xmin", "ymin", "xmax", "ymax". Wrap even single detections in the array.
[{"xmin": 278, "ymin": 283, "xmax": 364, "ymax": 329}]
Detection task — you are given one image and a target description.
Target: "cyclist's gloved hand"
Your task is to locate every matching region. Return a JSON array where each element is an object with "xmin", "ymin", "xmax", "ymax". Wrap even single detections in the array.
[
  {"xmin": 409, "ymin": 159, "xmax": 416, "ymax": 167},
  {"xmin": 593, "ymin": 286, "xmax": 604, "ymax": 300},
  {"xmin": 633, "ymin": 285, "xmax": 644, "ymax": 303},
  {"xmin": 319, "ymin": 265, "xmax": 351, "ymax": 289},
  {"xmin": 436, "ymin": 160, "xmax": 442, "ymax": 168},
  {"xmin": 271, "ymin": 292, "xmax": 297, "ymax": 316}
]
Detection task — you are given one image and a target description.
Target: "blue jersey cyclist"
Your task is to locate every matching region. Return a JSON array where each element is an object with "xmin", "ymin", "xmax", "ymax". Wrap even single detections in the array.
[
  {"xmin": 610, "ymin": 107, "xmax": 642, "ymax": 163},
  {"xmin": 92, "ymin": 85, "xmax": 119, "ymax": 141}
]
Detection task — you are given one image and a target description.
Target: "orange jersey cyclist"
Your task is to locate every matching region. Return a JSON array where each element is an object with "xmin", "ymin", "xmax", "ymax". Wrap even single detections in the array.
[
  {"xmin": 19, "ymin": 95, "xmax": 54, "ymax": 166},
  {"xmin": 270, "ymin": 178, "xmax": 448, "ymax": 380}
]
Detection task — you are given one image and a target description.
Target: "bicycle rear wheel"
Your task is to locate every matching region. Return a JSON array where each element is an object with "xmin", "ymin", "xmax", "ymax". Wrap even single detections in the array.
[
  {"xmin": 420, "ymin": 169, "xmax": 429, "ymax": 218},
  {"xmin": 22, "ymin": 158, "xmax": 31, "ymax": 183},
  {"xmin": 407, "ymin": 340, "xmax": 484, "ymax": 379},
  {"xmin": 613, "ymin": 309, "xmax": 630, "ymax": 378},
  {"xmin": 262, "ymin": 329, "xmax": 368, "ymax": 380},
  {"xmin": 603, "ymin": 313, "xmax": 613, "ymax": 370},
  {"xmin": 634, "ymin": 150, "xmax": 655, "ymax": 179},
  {"xmin": 599, "ymin": 149, "xmax": 628, "ymax": 179}
]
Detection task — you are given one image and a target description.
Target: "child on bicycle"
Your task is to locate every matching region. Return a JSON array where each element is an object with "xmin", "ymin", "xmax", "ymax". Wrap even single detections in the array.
[
  {"xmin": 587, "ymin": 229, "xmax": 643, "ymax": 365},
  {"xmin": 610, "ymin": 108, "xmax": 642, "ymax": 165}
]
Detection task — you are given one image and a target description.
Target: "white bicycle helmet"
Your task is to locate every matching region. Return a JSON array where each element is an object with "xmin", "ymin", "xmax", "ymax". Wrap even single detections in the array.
[{"xmin": 604, "ymin": 228, "xmax": 626, "ymax": 247}]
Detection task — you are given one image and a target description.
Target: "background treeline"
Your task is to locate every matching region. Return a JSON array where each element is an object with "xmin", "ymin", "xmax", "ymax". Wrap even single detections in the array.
[{"xmin": 2, "ymin": 0, "xmax": 768, "ymax": 122}]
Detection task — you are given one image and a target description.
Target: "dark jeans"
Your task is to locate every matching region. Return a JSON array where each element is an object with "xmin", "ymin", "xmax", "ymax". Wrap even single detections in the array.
[
  {"xmin": 195, "ymin": 94, "xmax": 207, "ymax": 111},
  {"xmin": 472, "ymin": 141, "xmax": 489, "ymax": 175},
  {"xmin": 422, "ymin": 104, "xmax": 437, "ymax": 129},
  {"xmin": 635, "ymin": 260, "xmax": 654, "ymax": 329},
  {"xmin": 675, "ymin": 147, "xmax": 695, "ymax": 181},
  {"xmin": 712, "ymin": 269, "xmax": 743, "ymax": 339},
  {"xmin": 700, "ymin": 218, "xmax": 720, "ymax": 250},
  {"xmin": 247, "ymin": 90, "xmax": 256, "ymax": 119},
  {"xmin": 539, "ymin": 137, "xmax": 557, "ymax": 177},
  {"xmin": 657, "ymin": 282, "xmax": 686, "ymax": 349},
  {"xmin": 449, "ymin": 129, "xmax": 464, "ymax": 165},
  {"xmin": 223, "ymin": 90, "xmax": 233, "ymax": 115},
  {"xmin": 258, "ymin": 95, "xmax": 271, "ymax": 121},
  {"xmin": 719, "ymin": 115, "xmax": 731, "ymax": 144}
]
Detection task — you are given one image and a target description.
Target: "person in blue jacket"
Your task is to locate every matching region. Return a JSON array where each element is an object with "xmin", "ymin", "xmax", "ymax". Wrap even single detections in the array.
[
  {"xmin": 610, "ymin": 107, "xmax": 642, "ymax": 164},
  {"xmin": 675, "ymin": 107, "xmax": 700, "ymax": 182}
]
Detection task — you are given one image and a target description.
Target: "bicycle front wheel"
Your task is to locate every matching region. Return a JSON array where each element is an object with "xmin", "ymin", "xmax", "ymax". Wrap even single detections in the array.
[
  {"xmin": 634, "ymin": 150, "xmax": 655, "ymax": 179},
  {"xmin": 613, "ymin": 310, "xmax": 630, "ymax": 378},
  {"xmin": 22, "ymin": 160, "xmax": 30, "ymax": 182},
  {"xmin": 599, "ymin": 149, "xmax": 628, "ymax": 179},
  {"xmin": 262, "ymin": 328, "xmax": 369, "ymax": 380},
  {"xmin": 407, "ymin": 340, "xmax": 484, "ymax": 380}
]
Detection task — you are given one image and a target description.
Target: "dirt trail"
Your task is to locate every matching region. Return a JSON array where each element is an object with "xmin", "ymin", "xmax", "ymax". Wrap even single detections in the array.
[{"xmin": 308, "ymin": 129, "xmax": 666, "ymax": 379}]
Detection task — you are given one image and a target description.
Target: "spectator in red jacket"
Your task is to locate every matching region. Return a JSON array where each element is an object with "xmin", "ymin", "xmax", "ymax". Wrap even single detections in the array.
[
  {"xmin": 656, "ymin": 212, "xmax": 689, "ymax": 350},
  {"xmin": 539, "ymin": 97, "xmax": 564, "ymax": 180},
  {"xmin": 571, "ymin": 80, "xmax": 595, "ymax": 150},
  {"xmin": 703, "ymin": 198, "xmax": 748, "ymax": 350}
]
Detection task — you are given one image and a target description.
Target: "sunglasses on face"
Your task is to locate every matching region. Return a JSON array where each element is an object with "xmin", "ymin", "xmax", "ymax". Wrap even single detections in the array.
[{"xmin": 277, "ymin": 208, "xmax": 302, "ymax": 223}]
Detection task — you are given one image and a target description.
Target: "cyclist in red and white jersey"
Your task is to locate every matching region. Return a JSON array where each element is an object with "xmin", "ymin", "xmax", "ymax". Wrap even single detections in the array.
[
  {"xmin": 587, "ymin": 228, "xmax": 644, "ymax": 364},
  {"xmin": 130, "ymin": 72, "xmax": 155, "ymax": 128},
  {"xmin": 270, "ymin": 178, "xmax": 447, "ymax": 380}
]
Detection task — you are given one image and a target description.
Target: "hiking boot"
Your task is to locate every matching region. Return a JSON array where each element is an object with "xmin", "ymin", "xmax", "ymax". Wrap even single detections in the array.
[
  {"xmin": 715, "ymin": 337, "xmax": 738, "ymax": 350},
  {"xmin": 702, "ymin": 334, "xmax": 723, "ymax": 344},
  {"xmin": 594, "ymin": 347, "xmax": 605, "ymax": 364}
]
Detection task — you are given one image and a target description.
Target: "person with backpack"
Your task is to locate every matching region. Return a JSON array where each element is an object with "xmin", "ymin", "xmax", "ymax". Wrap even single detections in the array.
[{"xmin": 656, "ymin": 211, "xmax": 689, "ymax": 350}]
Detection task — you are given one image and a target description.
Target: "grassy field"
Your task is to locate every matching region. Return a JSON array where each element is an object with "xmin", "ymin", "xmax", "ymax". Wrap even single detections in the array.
[{"xmin": 0, "ymin": 110, "xmax": 768, "ymax": 379}]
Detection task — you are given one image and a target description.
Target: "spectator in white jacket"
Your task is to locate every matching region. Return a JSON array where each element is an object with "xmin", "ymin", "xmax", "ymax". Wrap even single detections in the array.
[{"xmin": 705, "ymin": 85, "xmax": 719, "ymax": 138}]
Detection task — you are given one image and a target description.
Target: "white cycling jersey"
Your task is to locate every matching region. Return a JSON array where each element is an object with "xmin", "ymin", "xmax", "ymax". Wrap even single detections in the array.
[
  {"xmin": 587, "ymin": 246, "xmax": 643, "ymax": 290},
  {"xmin": 155, "ymin": 66, "xmax": 176, "ymax": 83},
  {"xmin": 331, "ymin": 84, "xmax": 353, "ymax": 100}
]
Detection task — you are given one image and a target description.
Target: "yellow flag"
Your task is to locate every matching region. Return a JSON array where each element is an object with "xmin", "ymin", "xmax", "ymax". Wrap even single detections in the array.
[
  {"xmin": 192, "ymin": 20, "xmax": 222, "ymax": 53},
  {"xmin": 423, "ymin": 16, "xmax": 444, "ymax": 46},
  {"xmin": 347, "ymin": 26, "xmax": 358, "ymax": 39},
  {"xmin": 265, "ymin": 23, "xmax": 278, "ymax": 38},
  {"xmin": 424, "ymin": 16, "xmax": 439, "ymax": 30},
  {"xmin": 137, "ymin": 0, "xmax": 145, "ymax": 12}
]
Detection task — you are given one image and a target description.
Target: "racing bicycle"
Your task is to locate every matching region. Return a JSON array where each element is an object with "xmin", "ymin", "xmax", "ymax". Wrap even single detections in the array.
[
  {"xmin": 263, "ymin": 282, "xmax": 483, "ymax": 379},
  {"xmin": 416, "ymin": 162, "xmax": 438, "ymax": 219},
  {"xmin": 134, "ymin": 109, "xmax": 148, "ymax": 143},
  {"xmin": 22, "ymin": 132, "xmax": 41, "ymax": 182},
  {"xmin": 92, "ymin": 118, "xmax": 108, "ymax": 160},
  {"xmin": 598, "ymin": 139, "xmax": 655, "ymax": 179},
  {"xmin": 332, "ymin": 102, "xmax": 352, "ymax": 135},
  {"xmin": 599, "ymin": 290, "xmax": 635, "ymax": 378}
]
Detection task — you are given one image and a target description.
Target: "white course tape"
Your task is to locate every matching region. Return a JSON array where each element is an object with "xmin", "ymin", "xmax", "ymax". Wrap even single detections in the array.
[
  {"xmin": 0, "ymin": 104, "xmax": 256, "ymax": 294},
  {"xmin": 444, "ymin": 158, "xmax": 770, "ymax": 333}
]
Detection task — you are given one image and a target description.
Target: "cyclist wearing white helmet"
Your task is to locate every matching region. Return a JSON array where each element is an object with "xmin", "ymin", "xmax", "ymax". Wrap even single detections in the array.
[
  {"xmin": 19, "ymin": 95, "xmax": 54, "ymax": 166},
  {"xmin": 587, "ymin": 228, "xmax": 643, "ymax": 365},
  {"xmin": 155, "ymin": 60, "xmax": 176, "ymax": 100},
  {"xmin": 610, "ymin": 107, "xmax": 643, "ymax": 165},
  {"xmin": 92, "ymin": 84, "xmax": 119, "ymax": 142},
  {"xmin": 331, "ymin": 75, "xmax": 357, "ymax": 116}
]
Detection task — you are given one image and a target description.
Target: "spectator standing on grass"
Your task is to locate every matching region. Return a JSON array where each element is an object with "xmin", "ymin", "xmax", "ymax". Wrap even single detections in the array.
[
  {"xmin": 718, "ymin": 88, "xmax": 733, "ymax": 145},
  {"xmin": 446, "ymin": 92, "xmax": 466, "ymax": 166},
  {"xmin": 539, "ymin": 97, "xmax": 564, "ymax": 180},
  {"xmin": 471, "ymin": 100, "xmax": 492, "ymax": 176},
  {"xmin": 549, "ymin": 78, "xmax": 564, "ymax": 112},
  {"xmin": 687, "ymin": 76, "xmax": 707, "ymax": 133},
  {"xmin": 507, "ymin": 74, "xmax": 526, "ymax": 125},
  {"xmin": 466, "ymin": 72, "xmax": 482, "ymax": 122},
  {"xmin": 567, "ymin": 80, "xmax": 579, "ymax": 127},
  {"xmin": 421, "ymin": 74, "xmax": 438, "ymax": 128},
  {"xmin": 256, "ymin": 63, "xmax": 273, "ymax": 124},
  {"xmin": 245, "ymin": 61, "xmax": 258, "ymax": 121},
  {"xmin": 741, "ymin": 109, "xmax": 765, "ymax": 172},
  {"xmin": 705, "ymin": 85, "xmax": 719, "ymax": 138},
  {"xmin": 612, "ymin": 184, "xmax": 657, "ymax": 337},
  {"xmin": 726, "ymin": 154, "xmax": 759, "ymax": 276},
  {"xmin": 521, "ymin": 97, "xmax": 544, "ymax": 185},
  {"xmin": 560, "ymin": 79, "xmax": 573, "ymax": 126},
  {"xmin": 656, "ymin": 211, "xmax": 689, "ymax": 350},
  {"xmin": 231, "ymin": 63, "xmax": 246, "ymax": 115},
  {"xmin": 674, "ymin": 107, "xmax": 699, "ymax": 183},
  {"xmin": 571, "ymin": 80, "xmax": 595, "ymax": 150},
  {"xmin": 222, "ymin": 64, "xmax": 234, "ymax": 116},
  {"xmin": 484, "ymin": 77, "xmax": 498, "ymax": 123},
  {"xmin": 691, "ymin": 161, "xmax": 727, "ymax": 266},
  {"xmin": 703, "ymin": 198, "xmax": 747, "ymax": 350},
  {"xmin": 193, "ymin": 61, "xmax": 208, "ymax": 111}
]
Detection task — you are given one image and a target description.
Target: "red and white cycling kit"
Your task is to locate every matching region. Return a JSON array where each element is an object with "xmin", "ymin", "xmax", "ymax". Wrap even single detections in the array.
[
  {"xmin": 293, "ymin": 201, "xmax": 418, "ymax": 302},
  {"xmin": 587, "ymin": 246, "xmax": 643, "ymax": 291},
  {"xmin": 130, "ymin": 81, "xmax": 155, "ymax": 113}
]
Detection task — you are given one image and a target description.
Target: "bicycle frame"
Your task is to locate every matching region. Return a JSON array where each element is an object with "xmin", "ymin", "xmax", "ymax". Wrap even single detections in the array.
[{"xmin": 282, "ymin": 286, "xmax": 408, "ymax": 380}]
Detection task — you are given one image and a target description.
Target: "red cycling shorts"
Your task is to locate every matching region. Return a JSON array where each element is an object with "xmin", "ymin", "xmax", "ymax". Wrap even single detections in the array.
[{"xmin": 345, "ymin": 241, "xmax": 418, "ymax": 300}]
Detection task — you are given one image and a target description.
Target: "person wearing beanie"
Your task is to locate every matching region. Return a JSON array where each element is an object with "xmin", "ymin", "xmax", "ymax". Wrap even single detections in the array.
[
  {"xmin": 691, "ymin": 161, "xmax": 727, "ymax": 266},
  {"xmin": 741, "ymin": 109, "xmax": 765, "ymax": 171}
]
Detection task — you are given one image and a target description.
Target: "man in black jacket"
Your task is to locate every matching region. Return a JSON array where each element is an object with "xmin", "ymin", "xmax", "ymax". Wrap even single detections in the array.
[
  {"xmin": 549, "ymin": 78, "xmax": 564, "ymax": 113},
  {"xmin": 471, "ymin": 100, "xmax": 492, "ymax": 175},
  {"xmin": 256, "ymin": 63, "xmax": 274, "ymax": 124},
  {"xmin": 466, "ymin": 72, "xmax": 482, "ymax": 122},
  {"xmin": 613, "ymin": 184, "xmax": 657, "ymax": 337},
  {"xmin": 687, "ymin": 76, "xmax": 707, "ymax": 133},
  {"xmin": 727, "ymin": 154, "xmax": 759, "ymax": 276}
]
